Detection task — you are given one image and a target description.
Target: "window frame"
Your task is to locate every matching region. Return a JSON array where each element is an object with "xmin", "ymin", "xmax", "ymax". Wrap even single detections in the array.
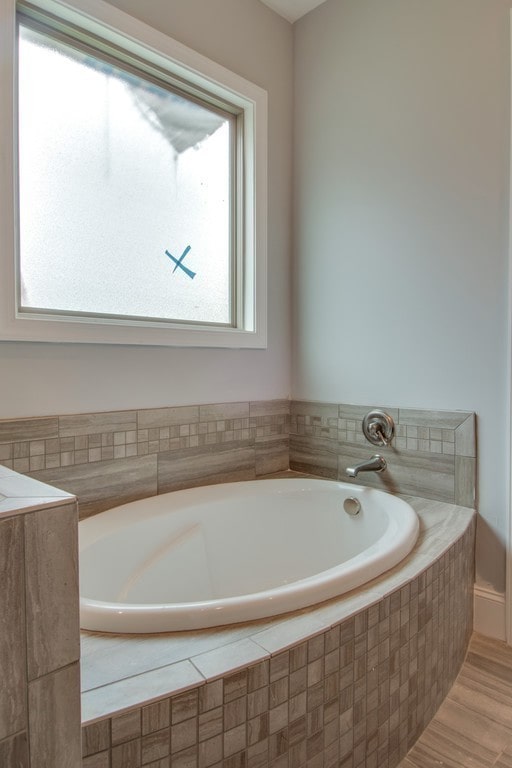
[{"xmin": 0, "ymin": 0, "xmax": 268, "ymax": 348}]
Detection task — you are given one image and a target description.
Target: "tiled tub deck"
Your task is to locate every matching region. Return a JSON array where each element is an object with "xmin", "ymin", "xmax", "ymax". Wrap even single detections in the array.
[{"xmin": 81, "ymin": 495, "xmax": 475, "ymax": 768}]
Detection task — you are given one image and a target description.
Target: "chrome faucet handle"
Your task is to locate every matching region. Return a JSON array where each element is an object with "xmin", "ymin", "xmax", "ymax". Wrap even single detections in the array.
[
  {"xmin": 363, "ymin": 410, "xmax": 395, "ymax": 447},
  {"xmin": 369, "ymin": 424, "xmax": 387, "ymax": 445}
]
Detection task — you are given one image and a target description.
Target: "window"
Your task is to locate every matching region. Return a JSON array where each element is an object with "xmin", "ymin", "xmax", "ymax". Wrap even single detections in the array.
[{"xmin": 0, "ymin": 0, "xmax": 267, "ymax": 347}]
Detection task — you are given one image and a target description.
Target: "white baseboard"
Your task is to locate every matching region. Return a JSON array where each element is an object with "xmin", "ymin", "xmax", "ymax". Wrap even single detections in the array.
[{"xmin": 473, "ymin": 586, "xmax": 506, "ymax": 641}]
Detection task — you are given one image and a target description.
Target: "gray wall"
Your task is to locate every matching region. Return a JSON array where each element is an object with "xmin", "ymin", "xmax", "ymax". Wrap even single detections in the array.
[
  {"xmin": 293, "ymin": 0, "xmax": 511, "ymax": 592},
  {"xmin": 0, "ymin": 0, "xmax": 293, "ymax": 418}
]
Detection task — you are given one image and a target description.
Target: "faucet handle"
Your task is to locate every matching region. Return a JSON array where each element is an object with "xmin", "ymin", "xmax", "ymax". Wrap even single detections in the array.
[{"xmin": 363, "ymin": 410, "xmax": 395, "ymax": 447}]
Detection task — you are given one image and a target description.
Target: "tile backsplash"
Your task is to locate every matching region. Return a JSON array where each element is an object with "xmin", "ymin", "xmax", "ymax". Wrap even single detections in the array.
[
  {"xmin": 0, "ymin": 399, "xmax": 476, "ymax": 517},
  {"xmin": 0, "ymin": 400, "xmax": 290, "ymax": 518},
  {"xmin": 290, "ymin": 402, "xmax": 476, "ymax": 508}
]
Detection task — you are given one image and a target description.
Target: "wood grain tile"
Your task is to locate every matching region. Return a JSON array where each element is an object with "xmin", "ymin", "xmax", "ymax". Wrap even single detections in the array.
[
  {"xmin": 29, "ymin": 455, "xmax": 157, "ymax": 518},
  {"xmin": 0, "ymin": 417, "xmax": 58, "ymax": 444},
  {"xmin": 157, "ymin": 444, "xmax": 255, "ymax": 494},
  {"xmin": 397, "ymin": 408, "xmax": 470, "ymax": 430},
  {"xmin": 255, "ymin": 437, "xmax": 288, "ymax": 476},
  {"xmin": 448, "ymin": 673, "xmax": 512, "ymax": 729},
  {"xmin": 28, "ymin": 662, "xmax": 81, "ymax": 768},
  {"xmin": 469, "ymin": 634, "xmax": 512, "ymax": 668},
  {"xmin": 24, "ymin": 502, "xmax": 80, "ymax": 679},
  {"xmin": 59, "ymin": 411, "xmax": 137, "ymax": 437},
  {"xmin": 199, "ymin": 402, "xmax": 249, "ymax": 421},
  {"xmin": 496, "ymin": 745, "xmax": 512, "ymax": 768},
  {"xmin": 289, "ymin": 435, "xmax": 337, "ymax": 479},
  {"xmin": 455, "ymin": 414, "xmax": 476, "ymax": 458},
  {"xmin": 0, "ymin": 731, "xmax": 29, "ymax": 768},
  {"xmin": 336, "ymin": 444, "xmax": 455, "ymax": 502},
  {"xmin": 400, "ymin": 634, "xmax": 512, "ymax": 768},
  {"xmin": 0, "ymin": 516, "xmax": 26, "ymax": 741},
  {"xmin": 434, "ymin": 697, "xmax": 510, "ymax": 756},
  {"xmin": 82, "ymin": 720, "xmax": 111, "ymax": 757},
  {"xmin": 137, "ymin": 406, "xmax": 199, "ymax": 430},
  {"xmin": 455, "ymin": 455, "xmax": 476, "ymax": 508},
  {"xmin": 111, "ymin": 709, "xmax": 141, "ymax": 746},
  {"xmin": 338, "ymin": 404, "xmax": 399, "ymax": 422},
  {"xmin": 291, "ymin": 400, "xmax": 338, "ymax": 419},
  {"xmin": 250, "ymin": 400, "xmax": 290, "ymax": 417},
  {"xmin": 406, "ymin": 727, "xmax": 495, "ymax": 767},
  {"xmin": 82, "ymin": 752, "xmax": 110, "ymax": 768}
]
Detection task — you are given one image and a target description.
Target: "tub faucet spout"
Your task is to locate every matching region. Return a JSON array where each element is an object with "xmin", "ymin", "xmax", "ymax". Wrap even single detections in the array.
[{"xmin": 345, "ymin": 455, "xmax": 387, "ymax": 478}]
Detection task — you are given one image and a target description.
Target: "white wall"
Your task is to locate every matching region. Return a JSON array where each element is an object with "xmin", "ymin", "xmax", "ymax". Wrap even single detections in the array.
[
  {"xmin": 293, "ymin": 0, "xmax": 511, "ymax": 592},
  {"xmin": 0, "ymin": 0, "xmax": 293, "ymax": 417}
]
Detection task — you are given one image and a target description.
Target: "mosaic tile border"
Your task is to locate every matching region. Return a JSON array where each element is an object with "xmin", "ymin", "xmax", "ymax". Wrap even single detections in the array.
[
  {"xmin": 0, "ymin": 402, "xmax": 289, "ymax": 474},
  {"xmin": 81, "ymin": 519, "xmax": 475, "ymax": 768},
  {"xmin": 290, "ymin": 405, "xmax": 474, "ymax": 457}
]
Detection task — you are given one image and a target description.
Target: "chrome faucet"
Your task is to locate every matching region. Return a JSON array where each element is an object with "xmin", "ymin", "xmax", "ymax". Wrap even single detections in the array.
[{"xmin": 345, "ymin": 454, "xmax": 387, "ymax": 478}]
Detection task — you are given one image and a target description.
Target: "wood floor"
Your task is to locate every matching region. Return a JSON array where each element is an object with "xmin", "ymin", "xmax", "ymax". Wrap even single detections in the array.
[{"xmin": 400, "ymin": 633, "xmax": 512, "ymax": 768}]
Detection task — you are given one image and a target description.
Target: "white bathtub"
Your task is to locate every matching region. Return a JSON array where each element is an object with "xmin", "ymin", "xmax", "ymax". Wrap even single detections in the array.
[{"xmin": 79, "ymin": 478, "xmax": 419, "ymax": 633}]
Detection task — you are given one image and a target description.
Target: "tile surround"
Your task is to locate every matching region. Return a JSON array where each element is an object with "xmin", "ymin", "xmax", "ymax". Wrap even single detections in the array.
[
  {"xmin": 0, "ymin": 399, "xmax": 475, "ymax": 518},
  {"xmin": 0, "ymin": 398, "xmax": 478, "ymax": 767},
  {"xmin": 290, "ymin": 401, "xmax": 475, "ymax": 507}
]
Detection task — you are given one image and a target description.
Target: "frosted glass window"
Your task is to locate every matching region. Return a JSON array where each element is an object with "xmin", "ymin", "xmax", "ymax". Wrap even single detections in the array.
[{"xmin": 17, "ymin": 21, "xmax": 235, "ymax": 326}]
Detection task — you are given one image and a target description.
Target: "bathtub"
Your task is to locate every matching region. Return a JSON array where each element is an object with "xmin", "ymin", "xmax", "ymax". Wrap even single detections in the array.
[{"xmin": 79, "ymin": 478, "xmax": 419, "ymax": 633}]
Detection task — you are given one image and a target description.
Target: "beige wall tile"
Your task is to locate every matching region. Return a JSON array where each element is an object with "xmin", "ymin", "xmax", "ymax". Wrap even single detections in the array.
[
  {"xmin": 398, "ymin": 408, "xmax": 471, "ymax": 430},
  {"xmin": 28, "ymin": 662, "xmax": 81, "ymax": 768},
  {"xmin": 157, "ymin": 446, "xmax": 255, "ymax": 494},
  {"xmin": 249, "ymin": 400, "xmax": 290, "ymax": 417},
  {"xmin": 455, "ymin": 456, "xmax": 476, "ymax": 508},
  {"xmin": 338, "ymin": 404, "xmax": 399, "ymax": 422},
  {"xmin": 291, "ymin": 401, "xmax": 338, "ymax": 419},
  {"xmin": 112, "ymin": 709, "xmax": 141, "ymax": 746},
  {"xmin": 142, "ymin": 699, "xmax": 171, "ymax": 735},
  {"xmin": 455, "ymin": 415, "xmax": 476, "ymax": 458},
  {"xmin": 82, "ymin": 753, "xmax": 110, "ymax": 768},
  {"xmin": 24, "ymin": 502, "xmax": 80, "ymax": 679},
  {"xmin": 0, "ymin": 418, "xmax": 58, "ymax": 444},
  {"xmin": 255, "ymin": 438, "xmax": 289, "ymax": 477},
  {"xmin": 82, "ymin": 720, "xmax": 111, "ymax": 757},
  {"xmin": 142, "ymin": 728, "xmax": 170, "ymax": 763},
  {"xmin": 337, "ymin": 446, "xmax": 455, "ymax": 503},
  {"xmin": 59, "ymin": 411, "xmax": 137, "ymax": 437},
  {"xmin": 0, "ymin": 516, "xmax": 26, "ymax": 741},
  {"xmin": 29, "ymin": 455, "xmax": 157, "ymax": 518},
  {"xmin": 289, "ymin": 436, "xmax": 337, "ymax": 479},
  {"xmin": 199, "ymin": 402, "xmax": 249, "ymax": 421},
  {"xmin": 138, "ymin": 407, "xmax": 200, "ymax": 430},
  {"xmin": 111, "ymin": 738, "xmax": 141, "ymax": 768},
  {"xmin": 0, "ymin": 732, "xmax": 29, "ymax": 768}
]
